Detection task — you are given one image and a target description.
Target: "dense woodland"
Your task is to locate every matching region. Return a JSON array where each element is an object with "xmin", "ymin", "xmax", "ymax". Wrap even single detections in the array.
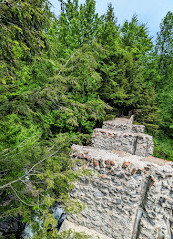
[{"xmin": 0, "ymin": 0, "xmax": 173, "ymax": 238}]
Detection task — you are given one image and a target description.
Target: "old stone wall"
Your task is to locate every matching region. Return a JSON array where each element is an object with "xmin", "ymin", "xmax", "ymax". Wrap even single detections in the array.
[
  {"xmin": 93, "ymin": 117, "xmax": 153, "ymax": 157},
  {"xmin": 92, "ymin": 128, "xmax": 153, "ymax": 157},
  {"xmin": 68, "ymin": 145, "xmax": 173, "ymax": 239},
  {"xmin": 61, "ymin": 118, "xmax": 173, "ymax": 239}
]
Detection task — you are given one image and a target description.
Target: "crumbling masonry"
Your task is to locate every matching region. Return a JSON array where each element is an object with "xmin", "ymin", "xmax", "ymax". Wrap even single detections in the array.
[{"xmin": 60, "ymin": 117, "xmax": 173, "ymax": 239}]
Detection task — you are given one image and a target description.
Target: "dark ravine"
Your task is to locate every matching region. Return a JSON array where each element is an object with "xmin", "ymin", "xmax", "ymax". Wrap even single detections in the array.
[{"xmin": 0, "ymin": 205, "xmax": 66, "ymax": 238}]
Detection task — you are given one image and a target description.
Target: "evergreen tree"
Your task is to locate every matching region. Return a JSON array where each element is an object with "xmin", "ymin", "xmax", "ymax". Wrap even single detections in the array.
[
  {"xmin": 57, "ymin": 0, "xmax": 102, "ymax": 51},
  {"xmin": 156, "ymin": 11, "xmax": 173, "ymax": 83},
  {"xmin": 121, "ymin": 14, "xmax": 153, "ymax": 60},
  {"xmin": 0, "ymin": 1, "xmax": 84, "ymax": 236},
  {"xmin": 155, "ymin": 11, "xmax": 173, "ymax": 137},
  {"xmin": 0, "ymin": 0, "xmax": 52, "ymax": 82},
  {"xmin": 41, "ymin": 42, "xmax": 110, "ymax": 134},
  {"xmin": 97, "ymin": 2, "xmax": 120, "ymax": 46}
]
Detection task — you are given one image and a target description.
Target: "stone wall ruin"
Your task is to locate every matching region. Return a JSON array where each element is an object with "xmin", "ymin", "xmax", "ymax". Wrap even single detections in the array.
[{"xmin": 60, "ymin": 117, "xmax": 173, "ymax": 239}]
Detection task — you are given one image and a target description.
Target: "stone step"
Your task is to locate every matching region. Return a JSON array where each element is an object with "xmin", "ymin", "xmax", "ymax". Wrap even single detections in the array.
[
  {"xmin": 132, "ymin": 124, "xmax": 145, "ymax": 133},
  {"xmin": 92, "ymin": 128, "xmax": 153, "ymax": 157},
  {"xmin": 72, "ymin": 144, "xmax": 169, "ymax": 168},
  {"xmin": 102, "ymin": 117, "xmax": 145, "ymax": 133},
  {"xmin": 102, "ymin": 117, "xmax": 133, "ymax": 132}
]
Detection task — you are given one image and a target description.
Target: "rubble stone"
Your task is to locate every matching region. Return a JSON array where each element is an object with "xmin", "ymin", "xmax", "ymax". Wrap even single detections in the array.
[{"xmin": 65, "ymin": 117, "xmax": 173, "ymax": 239}]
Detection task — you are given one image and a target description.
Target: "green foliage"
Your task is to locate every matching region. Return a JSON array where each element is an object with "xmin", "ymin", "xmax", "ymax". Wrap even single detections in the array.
[
  {"xmin": 57, "ymin": 0, "xmax": 102, "ymax": 50},
  {"xmin": 97, "ymin": 3, "xmax": 120, "ymax": 46},
  {"xmin": 0, "ymin": 133, "xmax": 78, "ymax": 212},
  {"xmin": 121, "ymin": 14, "xmax": 153, "ymax": 60},
  {"xmin": 0, "ymin": 0, "xmax": 52, "ymax": 83},
  {"xmin": 50, "ymin": 42, "xmax": 110, "ymax": 133},
  {"xmin": 157, "ymin": 88, "xmax": 173, "ymax": 137},
  {"xmin": 155, "ymin": 11, "xmax": 173, "ymax": 137},
  {"xmin": 153, "ymin": 136, "xmax": 173, "ymax": 161},
  {"xmin": 99, "ymin": 49, "xmax": 144, "ymax": 108},
  {"xmin": 156, "ymin": 11, "xmax": 173, "ymax": 77},
  {"xmin": 97, "ymin": 13, "xmax": 159, "ymax": 131}
]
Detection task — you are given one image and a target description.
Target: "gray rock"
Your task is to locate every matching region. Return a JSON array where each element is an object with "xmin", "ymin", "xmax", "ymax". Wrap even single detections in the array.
[
  {"xmin": 93, "ymin": 190, "xmax": 105, "ymax": 198},
  {"xmin": 69, "ymin": 119, "xmax": 173, "ymax": 239}
]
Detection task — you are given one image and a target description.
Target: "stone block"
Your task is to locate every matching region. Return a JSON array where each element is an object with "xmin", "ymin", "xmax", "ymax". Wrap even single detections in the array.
[
  {"xmin": 102, "ymin": 117, "xmax": 133, "ymax": 132},
  {"xmin": 92, "ymin": 128, "xmax": 153, "ymax": 157},
  {"xmin": 132, "ymin": 124, "xmax": 145, "ymax": 133}
]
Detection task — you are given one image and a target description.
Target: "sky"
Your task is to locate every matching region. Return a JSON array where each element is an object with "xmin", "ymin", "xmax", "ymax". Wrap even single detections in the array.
[{"xmin": 49, "ymin": 0, "xmax": 173, "ymax": 40}]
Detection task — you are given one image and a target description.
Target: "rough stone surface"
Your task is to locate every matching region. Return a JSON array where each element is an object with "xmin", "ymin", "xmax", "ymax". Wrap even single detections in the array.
[
  {"xmin": 102, "ymin": 117, "xmax": 133, "ymax": 132},
  {"xmin": 66, "ymin": 118, "xmax": 173, "ymax": 239},
  {"xmin": 70, "ymin": 145, "xmax": 173, "ymax": 239},
  {"xmin": 92, "ymin": 128, "xmax": 153, "ymax": 157},
  {"xmin": 92, "ymin": 117, "xmax": 153, "ymax": 157},
  {"xmin": 132, "ymin": 124, "xmax": 145, "ymax": 133},
  {"xmin": 59, "ymin": 220, "xmax": 114, "ymax": 239}
]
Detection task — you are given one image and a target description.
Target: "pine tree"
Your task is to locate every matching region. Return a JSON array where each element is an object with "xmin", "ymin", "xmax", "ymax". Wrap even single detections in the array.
[
  {"xmin": 155, "ymin": 11, "xmax": 173, "ymax": 137},
  {"xmin": 57, "ymin": 0, "xmax": 102, "ymax": 51},
  {"xmin": 97, "ymin": 2, "xmax": 120, "ymax": 46},
  {"xmin": 0, "ymin": 1, "xmax": 84, "ymax": 236},
  {"xmin": 156, "ymin": 11, "xmax": 173, "ymax": 83},
  {"xmin": 121, "ymin": 14, "xmax": 153, "ymax": 61}
]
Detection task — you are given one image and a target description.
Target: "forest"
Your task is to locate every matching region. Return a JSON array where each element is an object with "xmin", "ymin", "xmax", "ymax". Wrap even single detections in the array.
[{"xmin": 0, "ymin": 0, "xmax": 172, "ymax": 238}]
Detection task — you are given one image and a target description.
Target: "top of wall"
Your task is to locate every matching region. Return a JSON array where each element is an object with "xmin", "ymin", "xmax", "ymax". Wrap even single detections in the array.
[
  {"xmin": 102, "ymin": 116, "xmax": 145, "ymax": 133},
  {"xmin": 92, "ymin": 117, "xmax": 153, "ymax": 157},
  {"xmin": 72, "ymin": 144, "xmax": 173, "ymax": 170}
]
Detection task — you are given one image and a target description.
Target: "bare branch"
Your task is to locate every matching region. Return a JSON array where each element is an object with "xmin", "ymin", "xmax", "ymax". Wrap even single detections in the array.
[
  {"xmin": 57, "ymin": 48, "xmax": 80, "ymax": 76},
  {"xmin": 0, "ymin": 137, "xmax": 72, "ymax": 190},
  {"xmin": 0, "ymin": 136, "xmax": 38, "ymax": 159},
  {"xmin": 0, "ymin": 152, "xmax": 22, "ymax": 161},
  {"xmin": 10, "ymin": 185, "xmax": 36, "ymax": 207}
]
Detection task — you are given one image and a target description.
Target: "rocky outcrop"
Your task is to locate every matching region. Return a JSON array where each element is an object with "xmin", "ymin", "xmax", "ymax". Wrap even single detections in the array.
[{"xmin": 60, "ymin": 117, "xmax": 173, "ymax": 239}]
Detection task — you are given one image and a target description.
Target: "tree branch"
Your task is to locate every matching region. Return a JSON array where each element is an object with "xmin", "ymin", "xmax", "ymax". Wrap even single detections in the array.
[
  {"xmin": 10, "ymin": 185, "xmax": 36, "ymax": 207},
  {"xmin": 0, "ymin": 138, "xmax": 72, "ymax": 190},
  {"xmin": 57, "ymin": 48, "xmax": 81, "ymax": 76}
]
